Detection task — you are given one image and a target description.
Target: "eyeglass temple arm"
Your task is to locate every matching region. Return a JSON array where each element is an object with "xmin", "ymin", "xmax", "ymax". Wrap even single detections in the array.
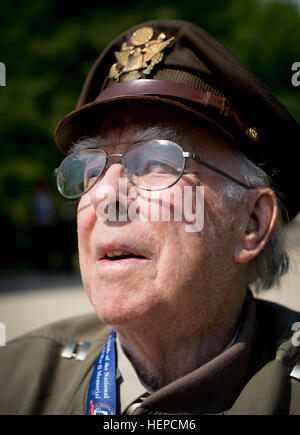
[{"xmin": 184, "ymin": 152, "xmax": 252, "ymax": 190}]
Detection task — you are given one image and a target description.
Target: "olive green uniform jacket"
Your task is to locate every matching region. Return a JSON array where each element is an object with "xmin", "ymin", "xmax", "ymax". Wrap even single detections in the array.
[{"xmin": 1, "ymin": 295, "xmax": 300, "ymax": 415}]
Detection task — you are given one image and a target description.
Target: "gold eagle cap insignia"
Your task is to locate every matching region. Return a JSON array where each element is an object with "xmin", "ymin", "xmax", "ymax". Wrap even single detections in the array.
[{"xmin": 109, "ymin": 27, "xmax": 175, "ymax": 82}]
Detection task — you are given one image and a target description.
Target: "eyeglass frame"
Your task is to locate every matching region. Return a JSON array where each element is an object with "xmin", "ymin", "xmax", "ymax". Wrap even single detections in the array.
[{"xmin": 54, "ymin": 139, "xmax": 253, "ymax": 199}]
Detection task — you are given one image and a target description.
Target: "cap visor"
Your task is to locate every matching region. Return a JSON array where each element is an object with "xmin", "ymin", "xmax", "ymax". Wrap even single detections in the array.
[{"xmin": 54, "ymin": 94, "xmax": 237, "ymax": 154}]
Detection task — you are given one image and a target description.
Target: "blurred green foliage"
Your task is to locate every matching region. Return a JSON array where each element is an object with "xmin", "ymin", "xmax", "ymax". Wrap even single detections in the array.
[{"xmin": 0, "ymin": 0, "xmax": 299, "ymax": 270}]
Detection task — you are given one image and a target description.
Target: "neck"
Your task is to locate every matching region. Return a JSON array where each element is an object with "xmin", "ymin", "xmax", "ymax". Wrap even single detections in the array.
[{"xmin": 116, "ymin": 313, "xmax": 241, "ymax": 390}]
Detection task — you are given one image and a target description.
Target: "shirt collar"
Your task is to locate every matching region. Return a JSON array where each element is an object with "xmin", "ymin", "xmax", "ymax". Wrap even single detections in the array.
[{"xmin": 116, "ymin": 334, "xmax": 150, "ymax": 414}]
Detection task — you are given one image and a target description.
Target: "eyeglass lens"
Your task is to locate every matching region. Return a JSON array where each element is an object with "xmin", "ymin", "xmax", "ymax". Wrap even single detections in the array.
[
  {"xmin": 124, "ymin": 140, "xmax": 184, "ymax": 190},
  {"xmin": 58, "ymin": 150, "xmax": 106, "ymax": 198},
  {"xmin": 57, "ymin": 140, "xmax": 185, "ymax": 198}
]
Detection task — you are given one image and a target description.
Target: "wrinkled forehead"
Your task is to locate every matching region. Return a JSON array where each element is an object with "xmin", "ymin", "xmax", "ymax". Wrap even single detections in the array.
[
  {"xmin": 97, "ymin": 101, "xmax": 243, "ymax": 162},
  {"xmin": 97, "ymin": 102, "xmax": 181, "ymax": 142}
]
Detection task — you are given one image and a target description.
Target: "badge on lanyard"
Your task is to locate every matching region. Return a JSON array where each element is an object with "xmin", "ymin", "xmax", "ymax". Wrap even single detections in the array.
[{"xmin": 86, "ymin": 330, "xmax": 117, "ymax": 415}]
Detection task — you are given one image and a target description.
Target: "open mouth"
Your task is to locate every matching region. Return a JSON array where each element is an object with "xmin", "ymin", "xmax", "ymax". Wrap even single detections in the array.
[
  {"xmin": 100, "ymin": 249, "xmax": 147, "ymax": 264},
  {"xmin": 104, "ymin": 252, "xmax": 145, "ymax": 261}
]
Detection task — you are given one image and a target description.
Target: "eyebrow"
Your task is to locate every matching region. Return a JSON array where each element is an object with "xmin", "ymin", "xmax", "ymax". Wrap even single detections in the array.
[{"xmin": 69, "ymin": 126, "xmax": 179, "ymax": 154}]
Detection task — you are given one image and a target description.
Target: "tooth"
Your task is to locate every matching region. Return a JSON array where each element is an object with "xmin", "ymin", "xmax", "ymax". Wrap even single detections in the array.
[
  {"xmin": 106, "ymin": 250, "xmax": 131, "ymax": 258},
  {"xmin": 113, "ymin": 250, "xmax": 123, "ymax": 256}
]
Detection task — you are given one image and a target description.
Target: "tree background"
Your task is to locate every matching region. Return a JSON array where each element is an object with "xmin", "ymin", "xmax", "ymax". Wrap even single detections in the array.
[{"xmin": 0, "ymin": 0, "xmax": 299, "ymax": 271}]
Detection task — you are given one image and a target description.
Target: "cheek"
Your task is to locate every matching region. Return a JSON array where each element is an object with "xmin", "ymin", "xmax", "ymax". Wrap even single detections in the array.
[
  {"xmin": 154, "ymin": 222, "xmax": 203, "ymax": 294},
  {"xmin": 135, "ymin": 180, "xmax": 201, "ymax": 224},
  {"xmin": 206, "ymin": 189, "xmax": 244, "ymax": 234},
  {"xmin": 77, "ymin": 198, "xmax": 96, "ymax": 290},
  {"xmin": 77, "ymin": 196, "xmax": 94, "ymax": 231}
]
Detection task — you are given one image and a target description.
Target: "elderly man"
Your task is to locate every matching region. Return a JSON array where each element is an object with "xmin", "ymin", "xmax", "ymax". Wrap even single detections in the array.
[{"xmin": 1, "ymin": 20, "xmax": 300, "ymax": 415}]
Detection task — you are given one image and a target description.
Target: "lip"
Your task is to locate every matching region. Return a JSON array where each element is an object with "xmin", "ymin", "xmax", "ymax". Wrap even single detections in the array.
[
  {"xmin": 97, "ymin": 244, "xmax": 149, "ymax": 262},
  {"xmin": 99, "ymin": 257, "xmax": 148, "ymax": 267}
]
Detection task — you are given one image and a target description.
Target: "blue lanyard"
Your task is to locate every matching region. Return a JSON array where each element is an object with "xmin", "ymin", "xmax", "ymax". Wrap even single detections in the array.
[{"xmin": 86, "ymin": 329, "xmax": 117, "ymax": 415}]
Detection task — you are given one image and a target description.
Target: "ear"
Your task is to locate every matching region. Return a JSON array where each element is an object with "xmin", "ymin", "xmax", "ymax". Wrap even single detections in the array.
[{"xmin": 234, "ymin": 188, "xmax": 278, "ymax": 264}]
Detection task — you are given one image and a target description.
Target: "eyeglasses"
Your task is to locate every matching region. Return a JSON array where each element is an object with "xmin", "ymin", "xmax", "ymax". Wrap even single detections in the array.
[{"xmin": 54, "ymin": 139, "xmax": 252, "ymax": 199}]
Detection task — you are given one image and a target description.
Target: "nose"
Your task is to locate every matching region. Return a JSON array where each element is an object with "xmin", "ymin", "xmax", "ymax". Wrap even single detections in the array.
[
  {"xmin": 89, "ymin": 159, "xmax": 132, "ymax": 221},
  {"xmin": 90, "ymin": 159, "xmax": 123, "ymax": 202}
]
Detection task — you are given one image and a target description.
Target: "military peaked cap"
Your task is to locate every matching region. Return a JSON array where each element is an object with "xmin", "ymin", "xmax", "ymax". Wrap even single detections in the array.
[{"xmin": 54, "ymin": 19, "xmax": 300, "ymax": 222}]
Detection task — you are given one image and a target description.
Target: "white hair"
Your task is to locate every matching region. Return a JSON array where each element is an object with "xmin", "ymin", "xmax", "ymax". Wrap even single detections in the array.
[
  {"xmin": 227, "ymin": 155, "xmax": 289, "ymax": 292},
  {"xmin": 69, "ymin": 126, "xmax": 179, "ymax": 153}
]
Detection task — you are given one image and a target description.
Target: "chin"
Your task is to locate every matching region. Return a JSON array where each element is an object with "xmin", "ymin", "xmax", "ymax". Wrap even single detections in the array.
[
  {"xmin": 91, "ymin": 291, "xmax": 161, "ymax": 328},
  {"xmin": 94, "ymin": 304, "xmax": 144, "ymax": 327}
]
